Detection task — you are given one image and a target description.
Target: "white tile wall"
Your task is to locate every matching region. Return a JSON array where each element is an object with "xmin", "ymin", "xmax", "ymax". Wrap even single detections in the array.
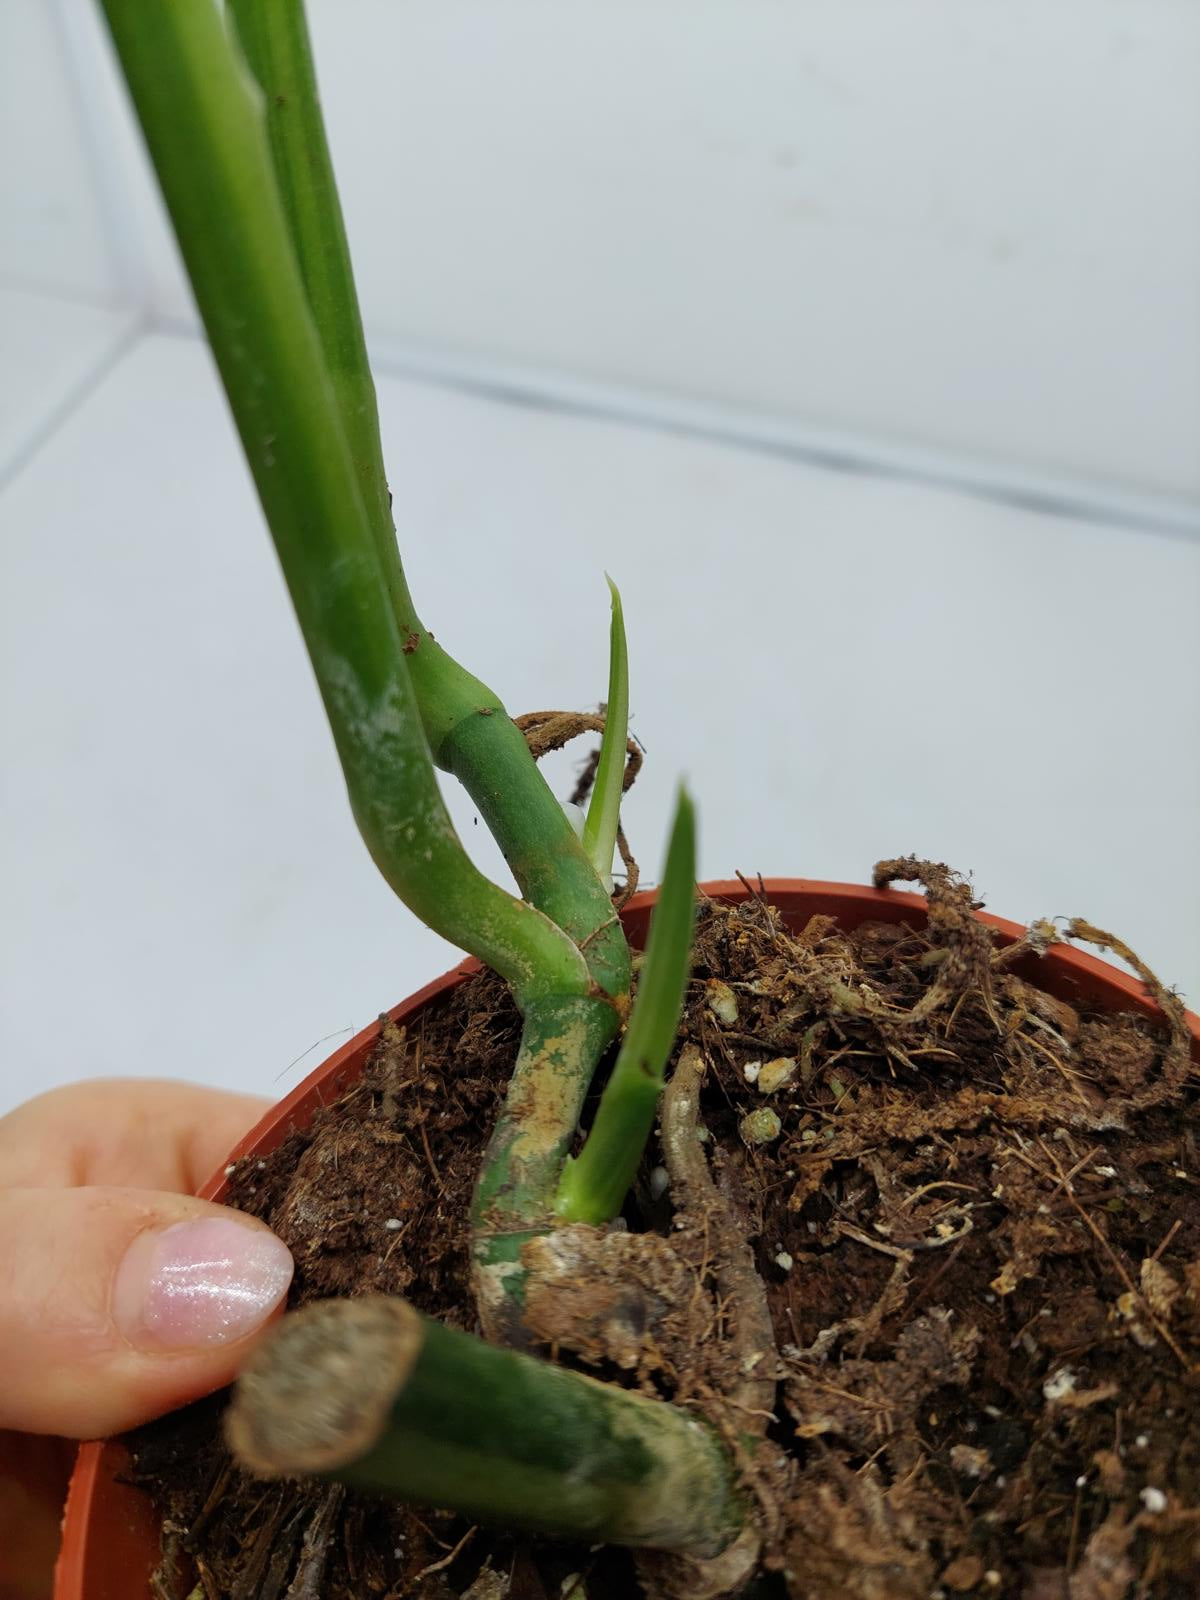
[
  {"xmin": 16, "ymin": 0, "xmax": 1200, "ymax": 514},
  {"xmin": 2, "ymin": 335, "xmax": 1196, "ymax": 1114}
]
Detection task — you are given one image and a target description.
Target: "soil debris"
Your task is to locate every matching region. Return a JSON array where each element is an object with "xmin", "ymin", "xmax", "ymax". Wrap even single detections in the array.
[{"xmin": 126, "ymin": 865, "xmax": 1198, "ymax": 1598}]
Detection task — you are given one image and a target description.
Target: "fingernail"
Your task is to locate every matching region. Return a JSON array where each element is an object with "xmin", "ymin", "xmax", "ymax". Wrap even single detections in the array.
[{"xmin": 114, "ymin": 1216, "xmax": 293, "ymax": 1350}]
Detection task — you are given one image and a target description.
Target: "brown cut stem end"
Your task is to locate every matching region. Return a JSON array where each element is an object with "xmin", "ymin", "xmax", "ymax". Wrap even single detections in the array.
[{"xmin": 225, "ymin": 1296, "xmax": 422, "ymax": 1478}]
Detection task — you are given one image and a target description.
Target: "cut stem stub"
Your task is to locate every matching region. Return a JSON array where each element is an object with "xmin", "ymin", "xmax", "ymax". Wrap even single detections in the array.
[{"xmin": 226, "ymin": 1296, "xmax": 742, "ymax": 1558}]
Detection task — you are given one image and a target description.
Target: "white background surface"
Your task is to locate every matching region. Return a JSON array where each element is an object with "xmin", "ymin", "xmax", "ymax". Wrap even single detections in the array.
[
  {"xmin": 14, "ymin": 0, "xmax": 1200, "ymax": 521},
  {"xmin": 2, "ymin": 1, "xmax": 1197, "ymax": 1117}
]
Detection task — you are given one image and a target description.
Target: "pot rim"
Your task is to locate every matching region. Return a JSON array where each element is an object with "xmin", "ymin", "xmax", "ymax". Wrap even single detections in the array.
[{"xmin": 198, "ymin": 877, "xmax": 1200, "ymax": 1201}]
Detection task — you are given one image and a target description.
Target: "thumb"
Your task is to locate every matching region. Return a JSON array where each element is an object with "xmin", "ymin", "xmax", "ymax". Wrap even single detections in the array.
[{"xmin": 0, "ymin": 1186, "xmax": 293, "ymax": 1438}]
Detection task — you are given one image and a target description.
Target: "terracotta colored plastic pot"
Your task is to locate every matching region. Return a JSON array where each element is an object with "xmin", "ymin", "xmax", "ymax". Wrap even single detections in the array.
[{"xmin": 55, "ymin": 879, "xmax": 1200, "ymax": 1599}]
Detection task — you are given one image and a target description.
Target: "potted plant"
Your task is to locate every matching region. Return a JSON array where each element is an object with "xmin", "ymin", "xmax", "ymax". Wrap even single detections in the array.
[{"xmin": 57, "ymin": 5, "xmax": 1199, "ymax": 1598}]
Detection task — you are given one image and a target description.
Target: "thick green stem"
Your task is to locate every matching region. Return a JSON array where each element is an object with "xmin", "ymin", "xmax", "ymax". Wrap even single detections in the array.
[
  {"xmin": 224, "ymin": 5, "xmax": 632, "ymax": 981},
  {"xmin": 454, "ymin": 711, "xmax": 634, "ymax": 1335},
  {"xmin": 106, "ymin": 0, "xmax": 640, "ymax": 1337},
  {"xmin": 228, "ymin": 1296, "xmax": 743, "ymax": 1557},
  {"xmin": 226, "ymin": 0, "xmax": 393, "ymax": 562},
  {"xmin": 472, "ymin": 993, "xmax": 621, "ymax": 1341},
  {"xmin": 221, "ymin": 0, "xmax": 479, "ymax": 749},
  {"xmin": 441, "ymin": 708, "xmax": 631, "ymax": 1000},
  {"xmin": 221, "ymin": 11, "xmax": 500, "ymax": 757},
  {"xmin": 99, "ymin": 0, "xmax": 583, "ymax": 1006}
]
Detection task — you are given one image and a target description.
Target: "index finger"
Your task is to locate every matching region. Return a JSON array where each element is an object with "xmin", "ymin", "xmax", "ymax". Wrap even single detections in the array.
[{"xmin": 0, "ymin": 1079, "xmax": 272, "ymax": 1194}]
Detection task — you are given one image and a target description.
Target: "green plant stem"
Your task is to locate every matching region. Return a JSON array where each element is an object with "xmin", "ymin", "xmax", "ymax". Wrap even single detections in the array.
[
  {"xmin": 223, "ymin": 4, "xmax": 633, "ymax": 990},
  {"xmin": 221, "ymin": 2, "xmax": 498, "ymax": 761},
  {"xmin": 226, "ymin": 0, "xmax": 392, "ymax": 560},
  {"xmin": 557, "ymin": 790, "xmax": 697, "ymax": 1225},
  {"xmin": 228, "ymin": 1296, "xmax": 743, "ymax": 1557},
  {"xmin": 99, "ymin": 0, "xmax": 583, "ymax": 1007},
  {"xmin": 107, "ymin": 0, "xmax": 642, "ymax": 1338},
  {"xmin": 220, "ymin": 0, "xmax": 522, "ymax": 774},
  {"xmin": 581, "ymin": 577, "xmax": 629, "ymax": 886},
  {"xmin": 440, "ymin": 708, "xmax": 631, "ymax": 999},
  {"xmin": 471, "ymin": 992, "xmax": 620, "ymax": 1341}
]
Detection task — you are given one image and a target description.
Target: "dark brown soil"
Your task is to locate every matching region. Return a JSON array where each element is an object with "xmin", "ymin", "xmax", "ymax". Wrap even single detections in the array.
[{"xmin": 127, "ymin": 865, "xmax": 1199, "ymax": 1600}]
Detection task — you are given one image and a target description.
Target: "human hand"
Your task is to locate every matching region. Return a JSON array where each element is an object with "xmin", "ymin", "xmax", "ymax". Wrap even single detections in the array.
[
  {"xmin": 0, "ymin": 1079, "xmax": 292, "ymax": 1598},
  {"xmin": 0, "ymin": 1078, "xmax": 293, "ymax": 1440}
]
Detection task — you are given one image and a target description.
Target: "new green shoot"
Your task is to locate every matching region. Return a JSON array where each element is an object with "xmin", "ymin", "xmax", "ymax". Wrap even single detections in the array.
[
  {"xmin": 581, "ymin": 577, "xmax": 630, "ymax": 891},
  {"xmin": 556, "ymin": 789, "xmax": 697, "ymax": 1225}
]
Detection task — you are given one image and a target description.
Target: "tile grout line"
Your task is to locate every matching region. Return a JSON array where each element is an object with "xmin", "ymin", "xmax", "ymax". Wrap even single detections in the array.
[
  {"xmin": 48, "ymin": 0, "xmax": 153, "ymax": 310},
  {"xmin": 49, "ymin": 311, "xmax": 1198, "ymax": 548},
  {"xmin": 358, "ymin": 340, "xmax": 1200, "ymax": 544},
  {"xmin": 0, "ymin": 316, "xmax": 148, "ymax": 494},
  {"xmin": 24, "ymin": 2, "xmax": 1200, "ymax": 545},
  {"xmin": 163, "ymin": 314, "xmax": 1200, "ymax": 545},
  {"xmin": 0, "ymin": 270, "xmax": 127, "ymax": 314}
]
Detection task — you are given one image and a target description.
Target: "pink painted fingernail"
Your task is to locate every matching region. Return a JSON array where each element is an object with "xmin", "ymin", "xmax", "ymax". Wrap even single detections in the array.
[{"xmin": 114, "ymin": 1216, "xmax": 293, "ymax": 1349}]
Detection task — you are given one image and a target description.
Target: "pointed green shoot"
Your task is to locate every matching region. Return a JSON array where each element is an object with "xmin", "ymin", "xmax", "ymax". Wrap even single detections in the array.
[
  {"xmin": 580, "ymin": 577, "xmax": 629, "ymax": 891},
  {"xmin": 556, "ymin": 789, "xmax": 697, "ymax": 1225}
]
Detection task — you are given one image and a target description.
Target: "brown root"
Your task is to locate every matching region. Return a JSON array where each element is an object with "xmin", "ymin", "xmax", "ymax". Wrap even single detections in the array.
[
  {"xmin": 872, "ymin": 857, "xmax": 999, "ymax": 1029},
  {"xmin": 636, "ymin": 1045, "xmax": 791, "ymax": 1599},
  {"xmin": 514, "ymin": 709, "xmax": 642, "ymax": 903},
  {"xmin": 660, "ymin": 1045, "xmax": 778, "ymax": 1428},
  {"xmin": 1065, "ymin": 918, "xmax": 1194, "ymax": 1109}
]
